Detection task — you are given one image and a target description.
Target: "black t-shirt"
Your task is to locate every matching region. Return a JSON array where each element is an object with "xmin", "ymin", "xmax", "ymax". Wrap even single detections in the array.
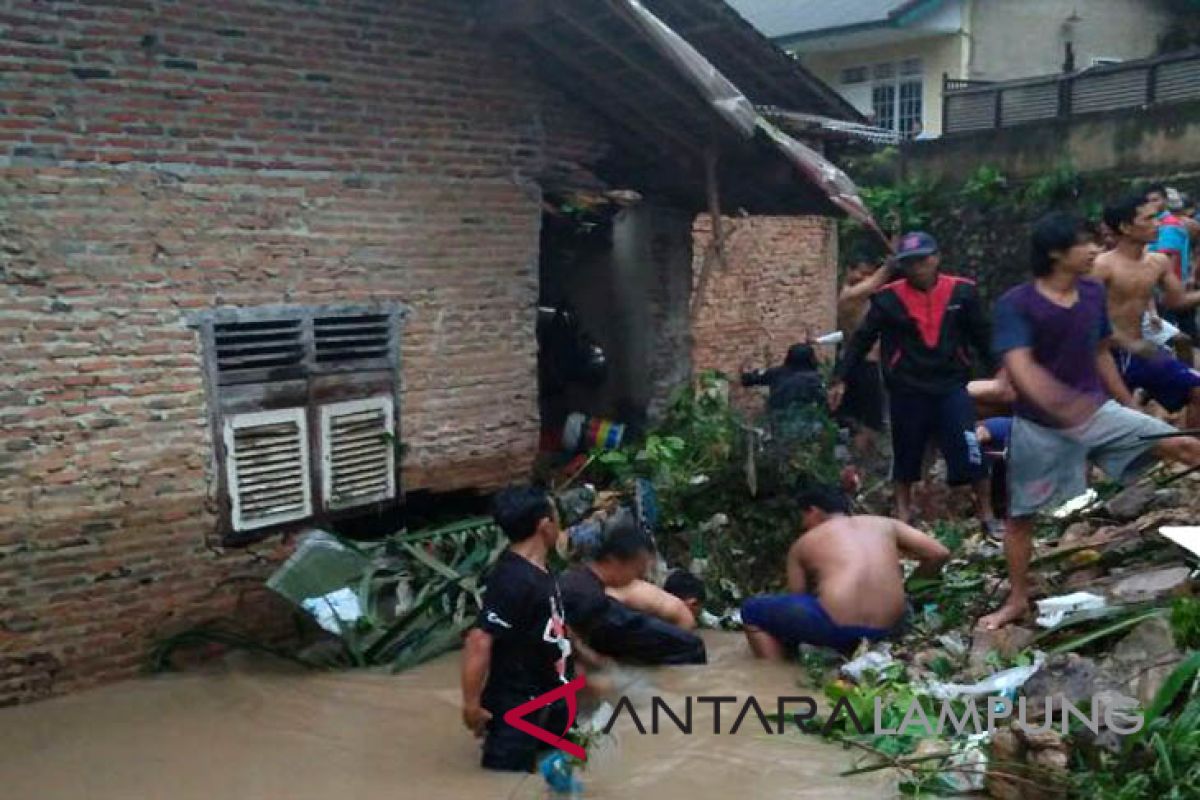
[
  {"xmin": 559, "ymin": 565, "xmax": 610, "ymax": 629},
  {"xmin": 477, "ymin": 550, "xmax": 572, "ymax": 706}
]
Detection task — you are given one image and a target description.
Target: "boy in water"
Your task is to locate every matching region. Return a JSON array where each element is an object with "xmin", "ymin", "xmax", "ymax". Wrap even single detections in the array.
[
  {"xmin": 741, "ymin": 485, "xmax": 949, "ymax": 659},
  {"xmin": 461, "ymin": 487, "xmax": 573, "ymax": 772},
  {"xmin": 561, "ymin": 509, "xmax": 707, "ymax": 665},
  {"xmin": 981, "ymin": 212, "xmax": 1200, "ymax": 629}
]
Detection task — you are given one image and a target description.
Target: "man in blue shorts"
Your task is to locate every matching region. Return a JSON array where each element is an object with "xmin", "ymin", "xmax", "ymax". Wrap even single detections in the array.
[
  {"xmin": 831, "ymin": 231, "xmax": 1000, "ymax": 535},
  {"xmin": 741, "ymin": 485, "xmax": 949, "ymax": 658},
  {"xmin": 1093, "ymin": 193, "xmax": 1200, "ymax": 429},
  {"xmin": 981, "ymin": 212, "xmax": 1200, "ymax": 630}
]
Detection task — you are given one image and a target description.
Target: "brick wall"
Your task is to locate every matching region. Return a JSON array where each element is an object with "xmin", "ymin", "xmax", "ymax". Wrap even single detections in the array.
[
  {"xmin": 691, "ymin": 214, "xmax": 837, "ymax": 410},
  {"xmin": 0, "ymin": 0, "xmax": 611, "ymax": 704}
]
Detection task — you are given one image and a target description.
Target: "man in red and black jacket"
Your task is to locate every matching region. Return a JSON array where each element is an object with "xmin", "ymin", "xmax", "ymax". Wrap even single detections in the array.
[{"xmin": 831, "ymin": 232, "xmax": 1001, "ymax": 534}]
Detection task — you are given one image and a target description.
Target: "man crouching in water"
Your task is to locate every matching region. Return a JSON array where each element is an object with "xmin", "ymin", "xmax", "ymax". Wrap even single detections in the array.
[{"xmin": 741, "ymin": 485, "xmax": 949, "ymax": 659}]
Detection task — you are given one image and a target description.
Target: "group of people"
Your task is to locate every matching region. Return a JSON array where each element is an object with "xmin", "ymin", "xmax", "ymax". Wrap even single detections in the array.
[
  {"xmin": 460, "ymin": 187, "xmax": 1200, "ymax": 774},
  {"xmin": 460, "ymin": 487, "xmax": 706, "ymax": 772}
]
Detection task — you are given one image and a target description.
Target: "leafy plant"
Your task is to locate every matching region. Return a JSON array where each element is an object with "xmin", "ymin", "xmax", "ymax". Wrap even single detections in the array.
[
  {"xmin": 1169, "ymin": 597, "xmax": 1200, "ymax": 650},
  {"xmin": 961, "ymin": 165, "xmax": 1008, "ymax": 206}
]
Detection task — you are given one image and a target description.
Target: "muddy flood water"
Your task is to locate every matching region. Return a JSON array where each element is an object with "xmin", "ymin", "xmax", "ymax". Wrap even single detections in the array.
[{"xmin": 0, "ymin": 632, "xmax": 895, "ymax": 799}]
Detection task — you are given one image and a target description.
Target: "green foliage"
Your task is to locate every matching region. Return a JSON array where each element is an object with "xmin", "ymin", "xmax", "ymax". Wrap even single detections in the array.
[
  {"xmin": 930, "ymin": 519, "xmax": 971, "ymax": 553},
  {"xmin": 1023, "ymin": 163, "xmax": 1080, "ymax": 206},
  {"xmin": 1169, "ymin": 597, "xmax": 1200, "ymax": 650},
  {"xmin": 961, "ymin": 165, "xmax": 1008, "ymax": 206},
  {"xmin": 858, "ymin": 178, "xmax": 937, "ymax": 232}
]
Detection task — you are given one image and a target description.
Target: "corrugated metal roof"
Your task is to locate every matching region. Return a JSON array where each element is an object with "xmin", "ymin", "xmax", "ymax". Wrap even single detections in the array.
[{"xmin": 726, "ymin": 0, "xmax": 921, "ymax": 38}]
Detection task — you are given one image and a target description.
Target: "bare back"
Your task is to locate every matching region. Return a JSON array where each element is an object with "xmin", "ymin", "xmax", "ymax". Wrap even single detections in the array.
[
  {"xmin": 1093, "ymin": 248, "xmax": 1171, "ymax": 343},
  {"xmin": 790, "ymin": 515, "xmax": 908, "ymax": 629}
]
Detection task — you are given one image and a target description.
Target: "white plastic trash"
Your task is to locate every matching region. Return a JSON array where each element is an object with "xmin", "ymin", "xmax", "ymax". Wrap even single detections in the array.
[
  {"xmin": 814, "ymin": 330, "xmax": 844, "ymax": 345},
  {"xmin": 1035, "ymin": 592, "xmax": 1106, "ymax": 628},
  {"xmin": 841, "ymin": 646, "xmax": 895, "ymax": 681},
  {"xmin": 925, "ymin": 652, "xmax": 1046, "ymax": 700},
  {"xmin": 1158, "ymin": 526, "xmax": 1200, "ymax": 560}
]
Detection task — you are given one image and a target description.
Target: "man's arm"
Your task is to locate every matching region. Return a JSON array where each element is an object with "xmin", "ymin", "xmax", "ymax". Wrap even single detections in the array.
[
  {"xmin": 785, "ymin": 539, "xmax": 807, "ymax": 594},
  {"xmin": 1096, "ymin": 339, "xmax": 1135, "ymax": 406},
  {"xmin": 837, "ymin": 262, "xmax": 893, "ymax": 312},
  {"xmin": 1158, "ymin": 255, "xmax": 1200, "ymax": 310},
  {"xmin": 1004, "ymin": 348, "xmax": 1100, "ymax": 427},
  {"xmin": 830, "ymin": 300, "xmax": 885, "ymax": 408},
  {"xmin": 605, "ymin": 579, "xmax": 696, "ymax": 630},
  {"xmin": 893, "ymin": 520, "xmax": 950, "ymax": 579},
  {"xmin": 461, "ymin": 628, "xmax": 493, "ymax": 736}
]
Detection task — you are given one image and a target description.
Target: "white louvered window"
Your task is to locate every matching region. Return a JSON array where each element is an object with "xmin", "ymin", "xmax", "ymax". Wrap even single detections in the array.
[
  {"xmin": 193, "ymin": 303, "xmax": 406, "ymax": 540},
  {"xmin": 320, "ymin": 397, "xmax": 396, "ymax": 510},
  {"xmin": 223, "ymin": 408, "xmax": 312, "ymax": 532}
]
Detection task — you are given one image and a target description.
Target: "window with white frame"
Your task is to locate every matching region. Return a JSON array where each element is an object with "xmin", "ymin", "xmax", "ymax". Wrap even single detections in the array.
[
  {"xmin": 192, "ymin": 303, "xmax": 406, "ymax": 540},
  {"xmin": 848, "ymin": 58, "xmax": 924, "ymax": 134}
]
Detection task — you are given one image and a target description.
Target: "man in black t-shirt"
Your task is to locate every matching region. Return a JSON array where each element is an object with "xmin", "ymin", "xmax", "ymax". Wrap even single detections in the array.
[
  {"xmin": 560, "ymin": 510, "xmax": 706, "ymax": 666},
  {"xmin": 461, "ymin": 486, "xmax": 573, "ymax": 772}
]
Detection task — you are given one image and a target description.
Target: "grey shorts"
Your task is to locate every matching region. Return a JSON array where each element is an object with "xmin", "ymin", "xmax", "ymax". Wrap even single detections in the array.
[{"xmin": 1008, "ymin": 401, "xmax": 1174, "ymax": 518}]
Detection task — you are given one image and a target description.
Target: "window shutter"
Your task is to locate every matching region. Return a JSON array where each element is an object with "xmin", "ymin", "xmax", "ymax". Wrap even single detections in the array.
[
  {"xmin": 223, "ymin": 408, "xmax": 312, "ymax": 531},
  {"xmin": 320, "ymin": 397, "xmax": 396, "ymax": 510}
]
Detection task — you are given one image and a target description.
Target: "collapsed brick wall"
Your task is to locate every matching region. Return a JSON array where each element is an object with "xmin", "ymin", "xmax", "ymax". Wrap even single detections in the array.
[
  {"xmin": 691, "ymin": 215, "xmax": 837, "ymax": 410},
  {"xmin": 0, "ymin": 0, "xmax": 611, "ymax": 704}
]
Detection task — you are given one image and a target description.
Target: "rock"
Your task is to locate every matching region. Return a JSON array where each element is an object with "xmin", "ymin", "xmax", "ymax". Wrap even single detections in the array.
[
  {"xmin": 1014, "ymin": 724, "xmax": 1066, "ymax": 752},
  {"xmin": 990, "ymin": 725, "xmax": 1024, "ymax": 762},
  {"xmin": 969, "ymin": 625, "xmax": 1036, "ymax": 671},
  {"xmin": 1029, "ymin": 747, "xmax": 1070, "ymax": 774},
  {"xmin": 1098, "ymin": 616, "xmax": 1184, "ymax": 707},
  {"xmin": 1023, "ymin": 654, "xmax": 1099, "ymax": 719},
  {"xmin": 1104, "ymin": 484, "xmax": 1158, "ymax": 521},
  {"xmin": 1065, "ymin": 566, "xmax": 1105, "ymax": 590},
  {"xmin": 1108, "ymin": 565, "xmax": 1191, "ymax": 603},
  {"xmin": 1059, "ymin": 521, "xmax": 1094, "ymax": 548}
]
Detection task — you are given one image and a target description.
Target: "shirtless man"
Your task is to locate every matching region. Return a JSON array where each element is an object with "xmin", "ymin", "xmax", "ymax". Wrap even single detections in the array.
[
  {"xmin": 741, "ymin": 484, "xmax": 949, "ymax": 659},
  {"xmin": 1092, "ymin": 194, "xmax": 1200, "ymax": 428},
  {"xmin": 835, "ymin": 257, "xmax": 894, "ymax": 455}
]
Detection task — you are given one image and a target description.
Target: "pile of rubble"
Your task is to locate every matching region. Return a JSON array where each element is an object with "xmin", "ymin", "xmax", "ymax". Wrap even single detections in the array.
[{"xmin": 829, "ymin": 465, "xmax": 1199, "ymax": 797}]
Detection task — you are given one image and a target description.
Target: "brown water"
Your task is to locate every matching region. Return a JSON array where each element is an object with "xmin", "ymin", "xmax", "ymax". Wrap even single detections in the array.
[{"xmin": 0, "ymin": 632, "xmax": 894, "ymax": 799}]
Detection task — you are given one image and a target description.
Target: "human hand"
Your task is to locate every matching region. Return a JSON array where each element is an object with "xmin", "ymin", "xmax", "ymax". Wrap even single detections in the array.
[
  {"xmin": 462, "ymin": 704, "xmax": 492, "ymax": 738},
  {"xmin": 1129, "ymin": 338, "xmax": 1164, "ymax": 360},
  {"xmin": 827, "ymin": 381, "xmax": 846, "ymax": 411}
]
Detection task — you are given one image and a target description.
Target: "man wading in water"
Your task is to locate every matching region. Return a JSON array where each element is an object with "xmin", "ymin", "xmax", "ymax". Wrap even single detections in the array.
[
  {"xmin": 461, "ymin": 487, "xmax": 573, "ymax": 772},
  {"xmin": 1091, "ymin": 193, "xmax": 1200, "ymax": 429},
  {"xmin": 741, "ymin": 484, "xmax": 949, "ymax": 658},
  {"xmin": 981, "ymin": 212, "xmax": 1200, "ymax": 630}
]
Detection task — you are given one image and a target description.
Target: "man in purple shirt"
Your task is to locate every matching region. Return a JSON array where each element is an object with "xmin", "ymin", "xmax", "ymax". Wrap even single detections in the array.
[{"xmin": 981, "ymin": 212, "xmax": 1200, "ymax": 630}]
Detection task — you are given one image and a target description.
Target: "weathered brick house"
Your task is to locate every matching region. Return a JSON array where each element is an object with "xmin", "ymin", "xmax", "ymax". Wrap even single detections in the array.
[{"xmin": 0, "ymin": 0, "xmax": 858, "ymax": 703}]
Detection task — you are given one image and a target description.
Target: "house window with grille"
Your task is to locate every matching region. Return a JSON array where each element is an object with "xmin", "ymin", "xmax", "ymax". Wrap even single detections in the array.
[
  {"xmin": 192, "ymin": 303, "xmax": 407, "ymax": 541},
  {"xmin": 872, "ymin": 83, "xmax": 897, "ymax": 131},
  {"xmin": 898, "ymin": 79, "xmax": 923, "ymax": 136}
]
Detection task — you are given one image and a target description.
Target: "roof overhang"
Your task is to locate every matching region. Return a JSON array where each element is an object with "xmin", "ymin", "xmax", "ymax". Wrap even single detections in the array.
[{"xmin": 474, "ymin": 0, "xmax": 873, "ymax": 217}]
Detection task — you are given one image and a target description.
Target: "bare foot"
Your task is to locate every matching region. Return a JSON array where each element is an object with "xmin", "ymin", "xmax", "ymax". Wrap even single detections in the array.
[{"xmin": 978, "ymin": 600, "xmax": 1028, "ymax": 631}]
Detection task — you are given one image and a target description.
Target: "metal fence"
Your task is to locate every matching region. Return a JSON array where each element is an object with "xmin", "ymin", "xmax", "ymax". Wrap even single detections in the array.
[{"xmin": 943, "ymin": 49, "xmax": 1200, "ymax": 135}]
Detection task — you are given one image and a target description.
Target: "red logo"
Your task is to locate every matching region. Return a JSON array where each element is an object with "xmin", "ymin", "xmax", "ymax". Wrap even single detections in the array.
[{"xmin": 502, "ymin": 676, "xmax": 587, "ymax": 761}]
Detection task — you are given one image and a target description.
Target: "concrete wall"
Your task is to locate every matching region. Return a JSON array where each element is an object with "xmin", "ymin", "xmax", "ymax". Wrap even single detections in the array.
[
  {"xmin": 0, "ymin": 0, "xmax": 612, "ymax": 705},
  {"xmin": 902, "ymin": 99, "xmax": 1200, "ymax": 182},
  {"xmin": 691, "ymin": 215, "xmax": 837, "ymax": 411},
  {"xmin": 799, "ymin": 34, "xmax": 965, "ymax": 135},
  {"xmin": 968, "ymin": 0, "xmax": 1175, "ymax": 81}
]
